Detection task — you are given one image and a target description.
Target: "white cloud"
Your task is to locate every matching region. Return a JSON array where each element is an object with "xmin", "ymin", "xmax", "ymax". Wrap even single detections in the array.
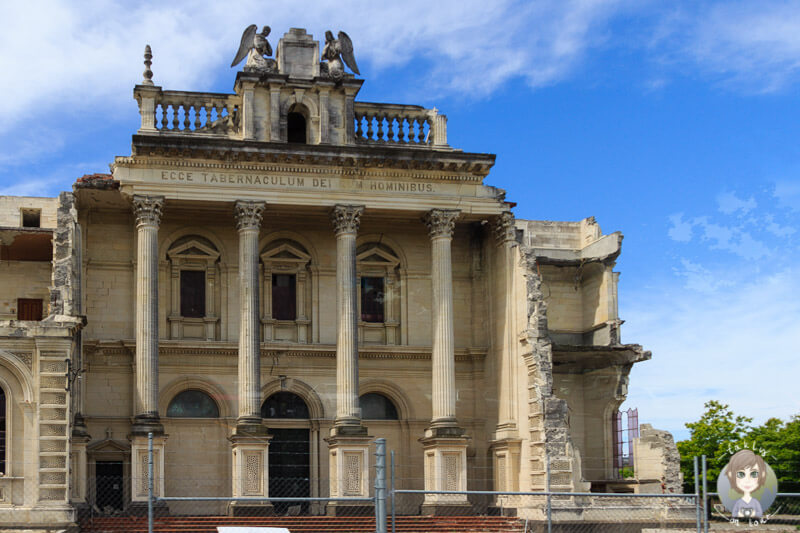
[
  {"xmin": 623, "ymin": 267, "xmax": 800, "ymax": 440},
  {"xmin": 774, "ymin": 180, "xmax": 800, "ymax": 211},
  {"xmin": 673, "ymin": 1, "xmax": 800, "ymax": 92},
  {"xmin": 668, "ymin": 212, "xmax": 693, "ymax": 242},
  {"xmin": 717, "ymin": 191, "xmax": 756, "ymax": 215}
]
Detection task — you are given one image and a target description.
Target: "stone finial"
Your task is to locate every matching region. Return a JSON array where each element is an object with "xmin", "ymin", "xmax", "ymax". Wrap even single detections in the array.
[
  {"xmin": 142, "ymin": 45, "xmax": 154, "ymax": 86},
  {"xmin": 330, "ymin": 205, "xmax": 364, "ymax": 235},
  {"xmin": 423, "ymin": 209, "xmax": 461, "ymax": 239}
]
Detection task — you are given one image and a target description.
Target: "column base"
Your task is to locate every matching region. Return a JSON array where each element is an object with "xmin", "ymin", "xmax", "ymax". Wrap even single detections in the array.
[
  {"xmin": 130, "ymin": 433, "xmax": 167, "ymax": 503},
  {"xmin": 131, "ymin": 414, "xmax": 164, "ymax": 436},
  {"xmin": 420, "ymin": 428, "xmax": 470, "ymax": 510},
  {"xmin": 128, "ymin": 500, "xmax": 170, "ymax": 517},
  {"xmin": 326, "ymin": 425, "xmax": 372, "ymax": 501},
  {"xmin": 230, "ymin": 427, "xmax": 272, "ymax": 501},
  {"xmin": 227, "ymin": 500, "xmax": 274, "ymax": 517}
]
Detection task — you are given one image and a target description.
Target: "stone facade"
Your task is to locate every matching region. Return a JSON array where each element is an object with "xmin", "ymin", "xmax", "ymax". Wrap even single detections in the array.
[{"xmin": 0, "ymin": 27, "xmax": 676, "ymax": 528}]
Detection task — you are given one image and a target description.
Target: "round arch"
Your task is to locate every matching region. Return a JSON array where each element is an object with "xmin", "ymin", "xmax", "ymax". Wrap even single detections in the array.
[
  {"xmin": 159, "ymin": 376, "xmax": 232, "ymax": 418},
  {"xmin": 0, "ymin": 351, "xmax": 34, "ymax": 403},
  {"xmin": 359, "ymin": 379, "xmax": 414, "ymax": 420},
  {"xmin": 258, "ymin": 230, "xmax": 319, "ymax": 264},
  {"xmin": 279, "ymin": 93, "xmax": 319, "ymax": 120},
  {"xmin": 356, "ymin": 234, "xmax": 408, "ymax": 269},
  {"xmin": 261, "ymin": 378, "xmax": 324, "ymax": 420},
  {"xmin": 160, "ymin": 226, "xmax": 228, "ymax": 262}
]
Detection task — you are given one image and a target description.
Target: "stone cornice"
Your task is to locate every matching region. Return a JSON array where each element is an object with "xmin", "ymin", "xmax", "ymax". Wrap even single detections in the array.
[
  {"xmin": 82, "ymin": 339, "xmax": 487, "ymax": 362},
  {"xmin": 123, "ymin": 134, "xmax": 495, "ymax": 178}
]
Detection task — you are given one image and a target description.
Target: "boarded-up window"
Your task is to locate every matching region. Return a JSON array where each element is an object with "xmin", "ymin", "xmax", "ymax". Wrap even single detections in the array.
[
  {"xmin": 361, "ymin": 277, "xmax": 384, "ymax": 323},
  {"xmin": 17, "ymin": 298, "xmax": 43, "ymax": 321},
  {"xmin": 180, "ymin": 270, "xmax": 205, "ymax": 318},
  {"xmin": 272, "ymin": 274, "xmax": 296, "ymax": 320}
]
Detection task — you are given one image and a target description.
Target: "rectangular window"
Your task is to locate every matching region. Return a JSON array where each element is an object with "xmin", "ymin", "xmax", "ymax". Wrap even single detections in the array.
[
  {"xmin": 21, "ymin": 208, "xmax": 41, "ymax": 228},
  {"xmin": 361, "ymin": 277, "xmax": 384, "ymax": 323},
  {"xmin": 180, "ymin": 270, "xmax": 205, "ymax": 318},
  {"xmin": 272, "ymin": 274, "xmax": 296, "ymax": 320},
  {"xmin": 17, "ymin": 298, "xmax": 43, "ymax": 321}
]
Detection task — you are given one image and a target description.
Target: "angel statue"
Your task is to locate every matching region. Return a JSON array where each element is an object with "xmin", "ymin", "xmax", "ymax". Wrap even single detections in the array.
[
  {"xmin": 231, "ymin": 24, "xmax": 276, "ymax": 72},
  {"xmin": 321, "ymin": 30, "xmax": 360, "ymax": 80}
]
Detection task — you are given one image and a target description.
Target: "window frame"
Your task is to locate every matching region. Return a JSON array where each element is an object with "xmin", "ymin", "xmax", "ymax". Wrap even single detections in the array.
[
  {"xmin": 356, "ymin": 243, "xmax": 401, "ymax": 345},
  {"xmin": 166, "ymin": 389, "xmax": 220, "ymax": 418},
  {"xmin": 166, "ymin": 237, "xmax": 221, "ymax": 341},
  {"xmin": 260, "ymin": 241, "xmax": 312, "ymax": 343}
]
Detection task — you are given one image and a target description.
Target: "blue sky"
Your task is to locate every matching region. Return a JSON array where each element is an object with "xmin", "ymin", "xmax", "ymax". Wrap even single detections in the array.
[{"xmin": 2, "ymin": 1, "xmax": 799, "ymax": 440}]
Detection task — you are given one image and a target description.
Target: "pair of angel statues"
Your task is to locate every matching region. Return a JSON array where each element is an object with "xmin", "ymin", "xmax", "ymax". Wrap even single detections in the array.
[{"xmin": 231, "ymin": 25, "xmax": 359, "ymax": 80}]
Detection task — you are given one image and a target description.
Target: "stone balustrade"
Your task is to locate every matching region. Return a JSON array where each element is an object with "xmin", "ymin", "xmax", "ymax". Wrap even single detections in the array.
[
  {"xmin": 135, "ymin": 87, "xmax": 241, "ymax": 136},
  {"xmin": 354, "ymin": 102, "xmax": 447, "ymax": 147}
]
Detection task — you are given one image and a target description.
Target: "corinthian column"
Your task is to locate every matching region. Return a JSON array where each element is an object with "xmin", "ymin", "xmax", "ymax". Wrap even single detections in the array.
[
  {"xmin": 494, "ymin": 211, "xmax": 519, "ymax": 434},
  {"xmin": 235, "ymin": 200, "xmax": 266, "ymax": 426},
  {"xmin": 424, "ymin": 208, "xmax": 461, "ymax": 427},
  {"xmin": 132, "ymin": 195, "xmax": 164, "ymax": 431},
  {"xmin": 329, "ymin": 205, "xmax": 364, "ymax": 429}
]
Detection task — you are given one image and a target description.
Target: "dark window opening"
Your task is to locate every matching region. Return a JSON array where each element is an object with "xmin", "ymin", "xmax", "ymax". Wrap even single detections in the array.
[
  {"xmin": 21, "ymin": 209, "xmax": 41, "ymax": 228},
  {"xmin": 180, "ymin": 270, "xmax": 205, "ymax": 318},
  {"xmin": 0, "ymin": 388, "xmax": 6, "ymax": 475},
  {"xmin": 287, "ymin": 112, "xmax": 307, "ymax": 144},
  {"xmin": 360, "ymin": 393, "xmax": 399, "ymax": 420},
  {"xmin": 95, "ymin": 461, "xmax": 124, "ymax": 510},
  {"xmin": 272, "ymin": 274, "xmax": 296, "ymax": 320},
  {"xmin": 262, "ymin": 391, "xmax": 310, "ymax": 419},
  {"xmin": 17, "ymin": 298, "xmax": 43, "ymax": 321},
  {"xmin": 167, "ymin": 389, "xmax": 220, "ymax": 418},
  {"xmin": 361, "ymin": 277, "xmax": 384, "ymax": 322}
]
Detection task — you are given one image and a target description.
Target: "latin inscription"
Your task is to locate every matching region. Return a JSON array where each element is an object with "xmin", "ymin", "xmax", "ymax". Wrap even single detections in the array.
[{"xmin": 160, "ymin": 170, "xmax": 436, "ymax": 193}]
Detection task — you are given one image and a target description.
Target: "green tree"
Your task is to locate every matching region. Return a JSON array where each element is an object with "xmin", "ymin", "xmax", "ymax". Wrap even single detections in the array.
[
  {"xmin": 676, "ymin": 401, "xmax": 751, "ymax": 492},
  {"xmin": 746, "ymin": 415, "xmax": 800, "ymax": 492}
]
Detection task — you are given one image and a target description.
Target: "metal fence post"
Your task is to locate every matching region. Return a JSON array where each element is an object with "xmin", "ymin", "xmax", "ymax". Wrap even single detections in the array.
[
  {"xmin": 375, "ymin": 438, "xmax": 387, "ymax": 533},
  {"xmin": 546, "ymin": 459, "xmax": 552, "ymax": 533},
  {"xmin": 694, "ymin": 456, "xmax": 700, "ymax": 533},
  {"xmin": 148, "ymin": 431, "xmax": 154, "ymax": 533},
  {"xmin": 390, "ymin": 450, "xmax": 396, "ymax": 533},
  {"xmin": 701, "ymin": 455, "xmax": 708, "ymax": 533}
]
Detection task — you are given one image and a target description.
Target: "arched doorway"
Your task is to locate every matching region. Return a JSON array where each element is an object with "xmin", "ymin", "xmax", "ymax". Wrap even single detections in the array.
[{"xmin": 262, "ymin": 391, "xmax": 310, "ymax": 514}]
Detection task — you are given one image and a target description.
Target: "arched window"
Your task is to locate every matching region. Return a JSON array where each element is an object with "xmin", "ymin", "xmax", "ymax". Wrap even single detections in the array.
[
  {"xmin": 287, "ymin": 111, "xmax": 307, "ymax": 144},
  {"xmin": 0, "ymin": 387, "xmax": 6, "ymax": 474},
  {"xmin": 261, "ymin": 391, "xmax": 310, "ymax": 419},
  {"xmin": 359, "ymin": 393, "xmax": 399, "ymax": 420},
  {"xmin": 167, "ymin": 389, "xmax": 220, "ymax": 418}
]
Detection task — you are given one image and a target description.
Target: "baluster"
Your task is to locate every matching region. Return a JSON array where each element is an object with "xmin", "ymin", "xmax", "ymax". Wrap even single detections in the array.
[
  {"xmin": 204, "ymin": 104, "xmax": 212, "ymax": 129},
  {"xmin": 424, "ymin": 117, "xmax": 432, "ymax": 143},
  {"xmin": 398, "ymin": 117, "xmax": 407, "ymax": 143},
  {"xmin": 377, "ymin": 114, "xmax": 386, "ymax": 142},
  {"xmin": 389, "ymin": 115, "xmax": 397, "ymax": 143},
  {"xmin": 354, "ymin": 113, "xmax": 363, "ymax": 140},
  {"xmin": 193, "ymin": 104, "xmax": 201, "ymax": 130},
  {"xmin": 366, "ymin": 114, "xmax": 374, "ymax": 141},
  {"xmin": 169, "ymin": 104, "xmax": 177, "ymax": 130},
  {"xmin": 183, "ymin": 105, "xmax": 190, "ymax": 130},
  {"xmin": 417, "ymin": 118, "xmax": 426, "ymax": 143}
]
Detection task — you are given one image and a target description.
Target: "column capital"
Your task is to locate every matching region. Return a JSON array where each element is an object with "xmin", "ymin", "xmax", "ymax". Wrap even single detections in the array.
[
  {"xmin": 132, "ymin": 195, "xmax": 165, "ymax": 228},
  {"xmin": 493, "ymin": 211, "xmax": 518, "ymax": 245},
  {"xmin": 234, "ymin": 200, "xmax": 266, "ymax": 231},
  {"xmin": 330, "ymin": 205, "xmax": 364, "ymax": 236},
  {"xmin": 423, "ymin": 209, "xmax": 460, "ymax": 239}
]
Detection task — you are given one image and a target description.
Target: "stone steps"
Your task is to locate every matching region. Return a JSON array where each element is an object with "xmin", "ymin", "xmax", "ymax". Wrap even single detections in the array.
[{"xmin": 80, "ymin": 515, "xmax": 525, "ymax": 532}]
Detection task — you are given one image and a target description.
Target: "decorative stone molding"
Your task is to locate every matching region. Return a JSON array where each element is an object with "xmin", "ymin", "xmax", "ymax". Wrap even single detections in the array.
[
  {"xmin": 423, "ymin": 209, "xmax": 460, "ymax": 239},
  {"xmin": 132, "ymin": 195, "xmax": 164, "ymax": 227},
  {"xmin": 330, "ymin": 205, "xmax": 363, "ymax": 236},
  {"xmin": 493, "ymin": 211, "xmax": 517, "ymax": 245},
  {"xmin": 234, "ymin": 201, "xmax": 266, "ymax": 231}
]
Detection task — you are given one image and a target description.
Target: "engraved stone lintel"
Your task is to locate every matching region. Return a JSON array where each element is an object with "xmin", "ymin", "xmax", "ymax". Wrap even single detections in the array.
[
  {"xmin": 235, "ymin": 200, "xmax": 266, "ymax": 231},
  {"xmin": 132, "ymin": 195, "xmax": 165, "ymax": 228},
  {"xmin": 493, "ymin": 211, "xmax": 517, "ymax": 245},
  {"xmin": 330, "ymin": 205, "xmax": 364, "ymax": 236},
  {"xmin": 424, "ymin": 209, "xmax": 461, "ymax": 239}
]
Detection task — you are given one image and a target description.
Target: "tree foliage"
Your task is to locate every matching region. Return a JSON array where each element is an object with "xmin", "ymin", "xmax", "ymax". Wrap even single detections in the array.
[{"xmin": 677, "ymin": 401, "xmax": 800, "ymax": 493}]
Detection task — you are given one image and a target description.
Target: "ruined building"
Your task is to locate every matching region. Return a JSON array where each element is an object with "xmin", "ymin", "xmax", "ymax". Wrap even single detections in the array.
[{"xmin": 0, "ymin": 28, "xmax": 677, "ymax": 528}]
